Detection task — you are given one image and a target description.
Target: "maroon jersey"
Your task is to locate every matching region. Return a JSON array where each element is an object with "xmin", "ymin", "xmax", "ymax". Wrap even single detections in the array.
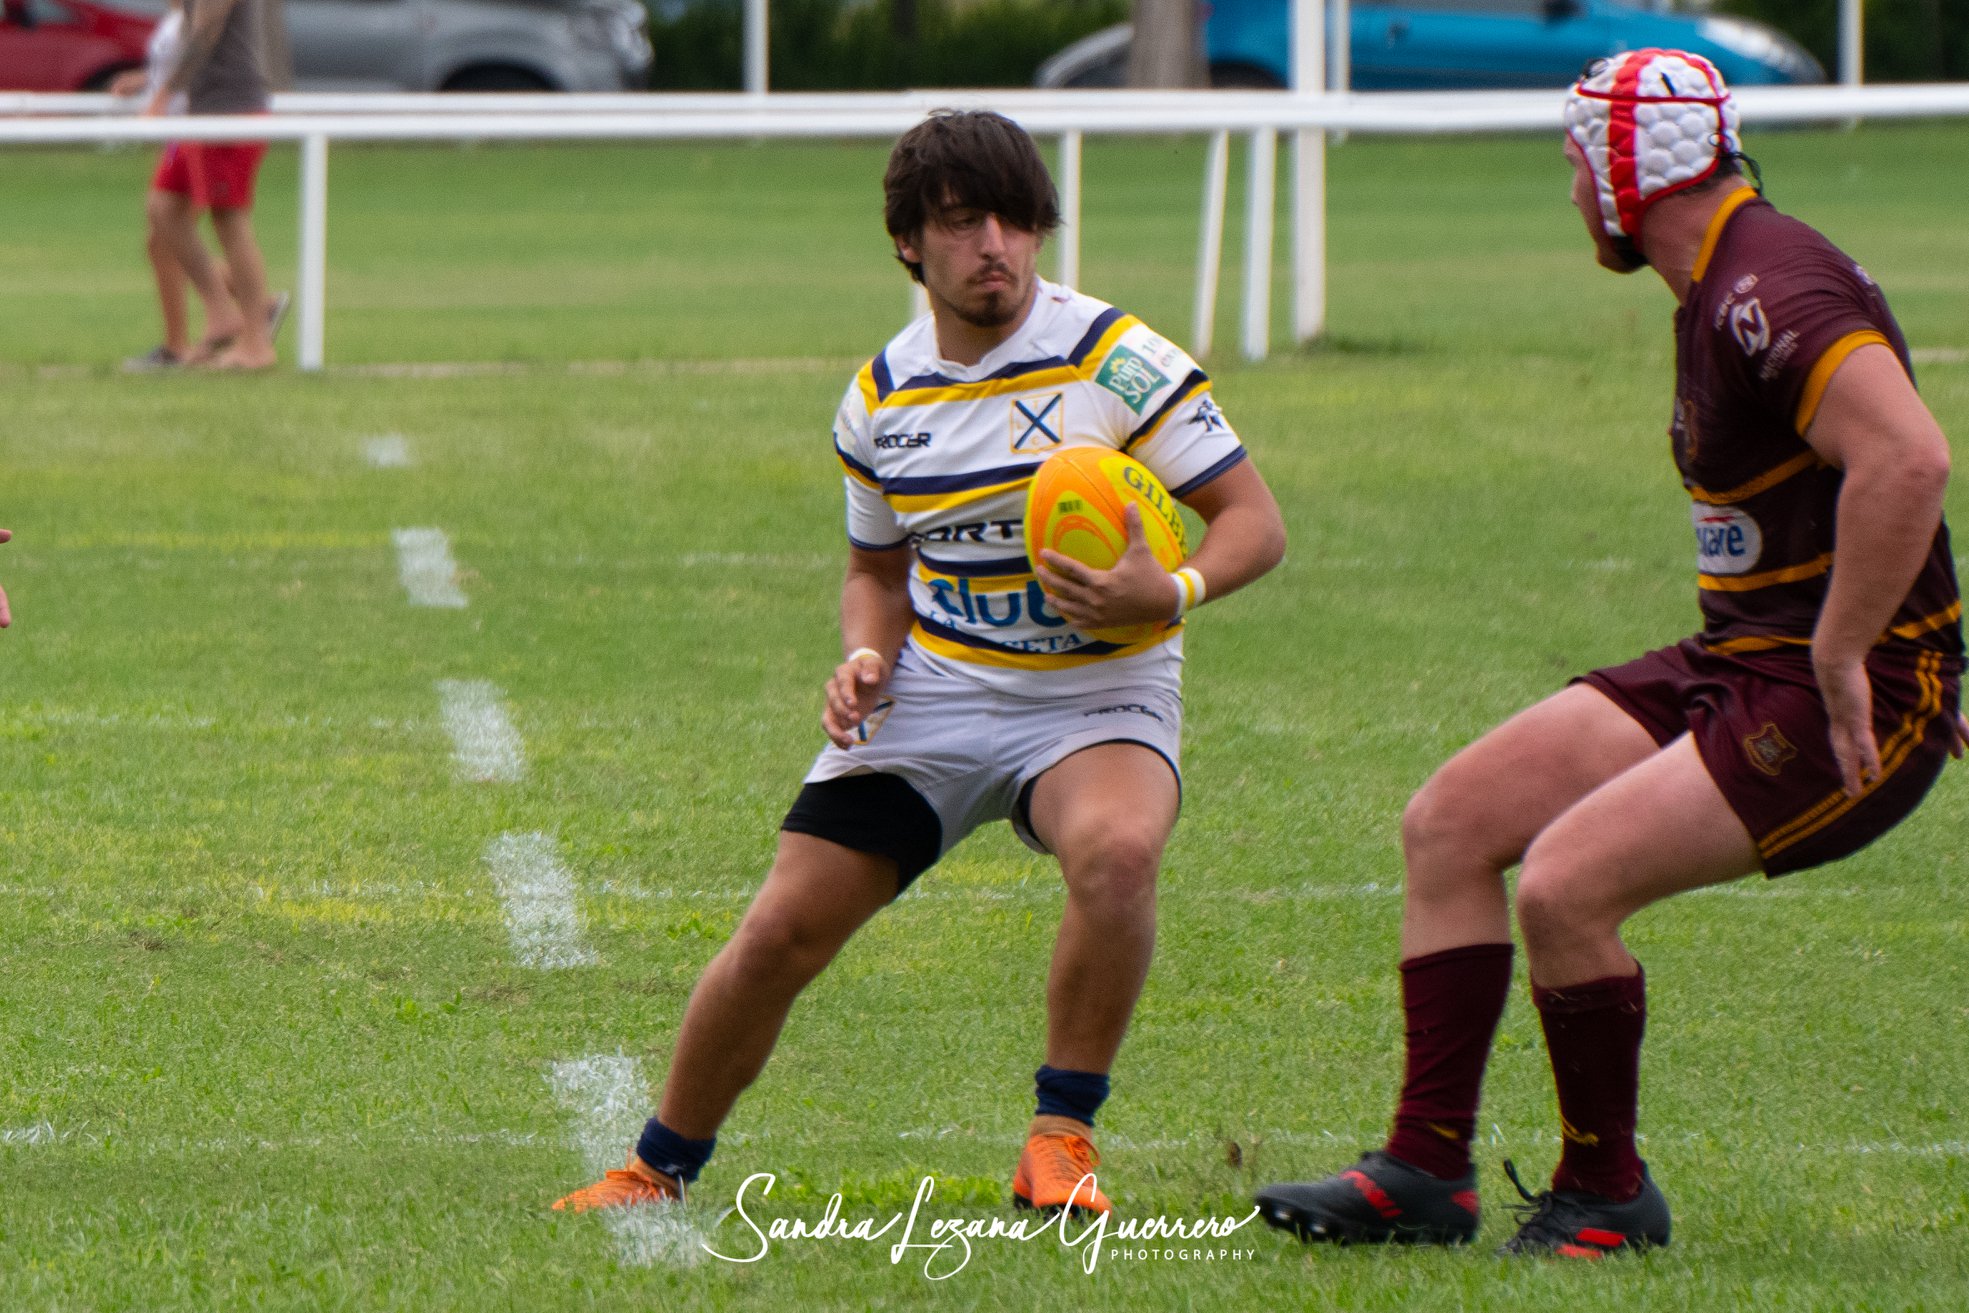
[{"xmin": 1672, "ymin": 190, "xmax": 1961, "ymax": 664}]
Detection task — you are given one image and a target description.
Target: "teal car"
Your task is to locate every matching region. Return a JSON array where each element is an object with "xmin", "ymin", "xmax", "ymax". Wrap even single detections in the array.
[{"xmin": 1038, "ymin": 1, "xmax": 1822, "ymax": 91}]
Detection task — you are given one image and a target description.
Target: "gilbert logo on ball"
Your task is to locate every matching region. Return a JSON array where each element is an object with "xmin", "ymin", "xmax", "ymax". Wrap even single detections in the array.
[{"xmin": 1025, "ymin": 446, "xmax": 1188, "ymax": 646}]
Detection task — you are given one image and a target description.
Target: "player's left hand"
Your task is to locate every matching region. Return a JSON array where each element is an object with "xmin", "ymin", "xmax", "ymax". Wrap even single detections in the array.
[
  {"xmin": 1816, "ymin": 656, "xmax": 1879, "ymax": 797},
  {"xmin": 1035, "ymin": 505, "xmax": 1180, "ymax": 632}
]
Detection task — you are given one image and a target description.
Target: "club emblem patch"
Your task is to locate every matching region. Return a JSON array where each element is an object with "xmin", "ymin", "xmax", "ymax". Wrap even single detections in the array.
[
  {"xmin": 1743, "ymin": 722, "xmax": 1798, "ymax": 777},
  {"xmin": 1010, "ymin": 393, "xmax": 1064, "ymax": 452}
]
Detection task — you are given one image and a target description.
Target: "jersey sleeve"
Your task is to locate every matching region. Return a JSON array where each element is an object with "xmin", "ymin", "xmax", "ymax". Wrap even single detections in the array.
[
  {"xmin": 1088, "ymin": 318, "xmax": 1248, "ymax": 499},
  {"xmin": 833, "ymin": 374, "xmax": 908, "ymax": 550},
  {"xmin": 1726, "ymin": 253, "xmax": 1903, "ymax": 437}
]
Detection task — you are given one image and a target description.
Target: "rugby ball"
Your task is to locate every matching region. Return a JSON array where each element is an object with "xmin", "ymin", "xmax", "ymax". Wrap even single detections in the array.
[{"xmin": 1025, "ymin": 446, "xmax": 1188, "ymax": 645}]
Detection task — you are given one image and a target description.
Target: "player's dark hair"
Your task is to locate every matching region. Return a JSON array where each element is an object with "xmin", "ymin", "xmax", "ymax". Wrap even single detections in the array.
[{"xmin": 883, "ymin": 110, "xmax": 1061, "ymax": 284}]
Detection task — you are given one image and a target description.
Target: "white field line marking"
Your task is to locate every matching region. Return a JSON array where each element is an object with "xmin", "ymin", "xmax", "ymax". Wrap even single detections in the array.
[
  {"xmin": 435, "ymin": 679, "xmax": 526, "ymax": 782},
  {"xmin": 333, "ymin": 356, "xmax": 851, "ymax": 380},
  {"xmin": 1911, "ymin": 347, "xmax": 1966, "ymax": 365},
  {"xmin": 548, "ymin": 1056, "xmax": 706, "ymax": 1267},
  {"xmin": 363, "ymin": 434, "xmax": 413, "ymax": 468},
  {"xmin": 392, "ymin": 527, "xmax": 468, "ymax": 608},
  {"xmin": 485, "ymin": 832, "xmax": 598, "ymax": 969},
  {"xmin": 6, "ymin": 1118, "xmax": 1962, "ymax": 1162}
]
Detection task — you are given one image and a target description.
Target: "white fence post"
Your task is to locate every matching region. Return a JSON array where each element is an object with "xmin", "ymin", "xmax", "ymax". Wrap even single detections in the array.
[
  {"xmin": 297, "ymin": 132, "xmax": 328, "ymax": 372},
  {"xmin": 1840, "ymin": 0, "xmax": 1864, "ymax": 86},
  {"xmin": 1192, "ymin": 128, "xmax": 1230, "ymax": 358},
  {"xmin": 1241, "ymin": 127, "xmax": 1276, "ymax": 362},
  {"xmin": 745, "ymin": 0, "xmax": 769, "ymax": 96},
  {"xmin": 1291, "ymin": 0, "xmax": 1327, "ymax": 344},
  {"xmin": 1057, "ymin": 130, "xmax": 1081, "ymax": 290}
]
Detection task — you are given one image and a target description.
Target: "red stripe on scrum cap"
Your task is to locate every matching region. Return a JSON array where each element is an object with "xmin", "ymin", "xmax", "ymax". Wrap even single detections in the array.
[{"xmin": 1605, "ymin": 50, "xmax": 1650, "ymax": 239}]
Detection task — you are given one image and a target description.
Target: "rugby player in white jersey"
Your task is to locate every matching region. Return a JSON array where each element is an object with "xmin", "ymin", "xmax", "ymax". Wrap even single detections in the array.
[{"xmin": 556, "ymin": 110, "xmax": 1286, "ymax": 1216}]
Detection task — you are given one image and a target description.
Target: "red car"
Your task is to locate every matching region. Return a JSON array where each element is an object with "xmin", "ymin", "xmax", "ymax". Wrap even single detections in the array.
[{"xmin": 0, "ymin": 0, "xmax": 155, "ymax": 91}]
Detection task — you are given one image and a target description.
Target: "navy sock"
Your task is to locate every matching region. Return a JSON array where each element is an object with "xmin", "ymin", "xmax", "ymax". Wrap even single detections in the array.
[
  {"xmin": 1034, "ymin": 1065, "xmax": 1111, "ymax": 1127},
  {"xmin": 635, "ymin": 1117, "xmax": 716, "ymax": 1184}
]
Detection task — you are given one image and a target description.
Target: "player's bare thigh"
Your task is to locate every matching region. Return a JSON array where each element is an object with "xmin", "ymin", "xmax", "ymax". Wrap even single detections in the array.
[
  {"xmin": 1402, "ymin": 684, "xmax": 1660, "ymax": 954},
  {"xmin": 1025, "ymin": 742, "xmax": 1180, "ymax": 893},
  {"xmin": 1516, "ymin": 733, "xmax": 1760, "ymax": 986},
  {"xmin": 722, "ymin": 830, "xmax": 900, "ymax": 978}
]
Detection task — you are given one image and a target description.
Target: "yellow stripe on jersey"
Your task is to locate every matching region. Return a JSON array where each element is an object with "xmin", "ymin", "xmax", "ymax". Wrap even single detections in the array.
[
  {"xmin": 914, "ymin": 561, "xmax": 1033, "ymax": 590},
  {"xmin": 1690, "ymin": 186, "xmax": 1759, "ymax": 285},
  {"xmin": 910, "ymin": 620, "xmax": 1177, "ymax": 671},
  {"xmin": 854, "ymin": 361, "xmax": 880, "ymax": 416},
  {"xmin": 1127, "ymin": 379, "xmax": 1214, "ymax": 454},
  {"xmin": 1078, "ymin": 313, "xmax": 1137, "ymax": 376},
  {"xmin": 1702, "ymin": 633, "xmax": 1813, "ymax": 655},
  {"xmin": 1795, "ymin": 330, "xmax": 1893, "ymax": 435},
  {"xmin": 836, "ymin": 449, "xmax": 881, "ymax": 490},
  {"xmin": 1699, "ymin": 551, "xmax": 1834, "ymax": 593},
  {"xmin": 1886, "ymin": 600, "xmax": 1963, "ymax": 642},
  {"xmin": 887, "ymin": 477, "xmax": 1034, "ymax": 515},
  {"xmin": 876, "ymin": 365, "xmax": 1083, "ymax": 411},
  {"xmin": 1688, "ymin": 450, "xmax": 1823, "ymax": 506}
]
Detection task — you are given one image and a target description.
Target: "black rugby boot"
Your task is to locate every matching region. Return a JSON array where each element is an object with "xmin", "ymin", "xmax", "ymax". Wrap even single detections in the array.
[
  {"xmin": 1255, "ymin": 1149, "xmax": 1479, "ymax": 1245},
  {"xmin": 1497, "ymin": 1159, "xmax": 1671, "ymax": 1258}
]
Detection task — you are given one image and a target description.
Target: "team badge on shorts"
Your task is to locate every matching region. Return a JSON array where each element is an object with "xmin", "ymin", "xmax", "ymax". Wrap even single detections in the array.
[
  {"xmin": 1742, "ymin": 721, "xmax": 1799, "ymax": 777},
  {"xmin": 854, "ymin": 699, "xmax": 896, "ymax": 745}
]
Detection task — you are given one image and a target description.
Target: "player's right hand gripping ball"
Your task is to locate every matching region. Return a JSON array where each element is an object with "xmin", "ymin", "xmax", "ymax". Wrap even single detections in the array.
[{"xmin": 1025, "ymin": 446, "xmax": 1188, "ymax": 645}]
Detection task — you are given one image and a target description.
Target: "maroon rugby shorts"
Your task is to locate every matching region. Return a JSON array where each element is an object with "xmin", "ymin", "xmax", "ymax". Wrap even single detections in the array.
[{"xmin": 1577, "ymin": 638, "xmax": 1960, "ymax": 876}]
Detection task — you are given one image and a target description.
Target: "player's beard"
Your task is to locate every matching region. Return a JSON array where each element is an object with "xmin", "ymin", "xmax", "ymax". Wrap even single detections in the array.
[{"xmin": 952, "ymin": 266, "xmax": 1029, "ymax": 328}]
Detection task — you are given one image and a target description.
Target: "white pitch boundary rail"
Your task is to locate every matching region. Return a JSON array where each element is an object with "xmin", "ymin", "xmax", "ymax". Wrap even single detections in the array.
[{"xmin": 5, "ymin": 84, "xmax": 1967, "ymax": 370}]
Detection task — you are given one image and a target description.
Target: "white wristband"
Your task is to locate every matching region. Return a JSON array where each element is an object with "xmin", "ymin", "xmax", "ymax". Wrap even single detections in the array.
[
  {"xmin": 845, "ymin": 646, "xmax": 885, "ymax": 668},
  {"xmin": 1170, "ymin": 567, "xmax": 1207, "ymax": 621}
]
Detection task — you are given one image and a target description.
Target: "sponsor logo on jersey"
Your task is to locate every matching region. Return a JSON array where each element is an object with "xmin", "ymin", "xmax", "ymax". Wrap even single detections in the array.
[
  {"xmin": 1096, "ymin": 347, "xmax": 1171, "ymax": 415},
  {"xmin": 875, "ymin": 430, "xmax": 933, "ymax": 450},
  {"xmin": 925, "ymin": 577, "xmax": 1069, "ymax": 630},
  {"xmin": 1758, "ymin": 329, "xmax": 1802, "ymax": 383},
  {"xmin": 1742, "ymin": 721, "xmax": 1798, "ymax": 777},
  {"xmin": 1729, "ymin": 297, "xmax": 1771, "ymax": 356},
  {"xmin": 1692, "ymin": 503, "xmax": 1763, "ymax": 575},
  {"xmin": 1010, "ymin": 393, "xmax": 1064, "ymax": 453},
  {"xmin": 1732, "ymin": 274, "xmax": 1759, "ymax": 296},
  {"xmin": 914, "ymin": 518, "xmax": 1021, "ymax": 545}
]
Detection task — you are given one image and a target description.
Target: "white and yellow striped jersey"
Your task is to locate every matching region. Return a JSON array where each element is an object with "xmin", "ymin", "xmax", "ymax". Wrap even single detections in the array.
[{"xmin": 834, "ymin": 279, "xmax": 1247, "ymax": 697}]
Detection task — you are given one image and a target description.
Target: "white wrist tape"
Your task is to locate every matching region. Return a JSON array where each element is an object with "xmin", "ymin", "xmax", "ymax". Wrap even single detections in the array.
[{"xmin": 845, "ymin": 646, "xmax": 884, "ymax": 667}]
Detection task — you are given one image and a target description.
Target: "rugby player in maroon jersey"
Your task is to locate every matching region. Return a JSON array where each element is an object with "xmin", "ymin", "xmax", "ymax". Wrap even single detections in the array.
[{"xmin": 1258, "ymin": 50, "xmax": 1966, "ymax": 1257}]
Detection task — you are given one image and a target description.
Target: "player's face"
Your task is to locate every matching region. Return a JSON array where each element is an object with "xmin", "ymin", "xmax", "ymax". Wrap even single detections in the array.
[
  {"xmin": 1564, "ymin": 135, "xmax": 1636, "ymax": 274},
  {"xmin": 901, "ymin": 205, "xmax": 1042, "ymax": 330}
]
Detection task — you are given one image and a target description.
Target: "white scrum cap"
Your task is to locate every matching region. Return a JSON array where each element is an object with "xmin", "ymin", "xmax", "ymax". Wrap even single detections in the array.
[{"xmin": 1564, "ymin": 49, "xmax": 1742, "ymax": 255}]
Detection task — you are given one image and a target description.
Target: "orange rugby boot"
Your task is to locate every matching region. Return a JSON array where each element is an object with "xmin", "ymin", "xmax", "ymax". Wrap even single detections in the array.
[
  {"xmin": 551, "ymin": 1156, "xmax": 684, "ymax": 1213},
  {"xmin": 1012, "ymin": 1115, "xmax": 1114, "ymax": 1216}
]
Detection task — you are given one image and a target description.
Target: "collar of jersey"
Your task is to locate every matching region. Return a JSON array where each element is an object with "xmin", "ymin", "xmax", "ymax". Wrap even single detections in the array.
[
  {"xmin": 1690, "ymin": 186, "xmax": 1761, "ymax": 286},
  {"xmin": 915, "ymin": 278, "xmax": 1068, "ymax": 382}
]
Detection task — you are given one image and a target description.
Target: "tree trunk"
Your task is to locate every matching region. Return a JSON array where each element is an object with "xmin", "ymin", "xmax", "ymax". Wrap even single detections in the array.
[{"xmin": 1128, "ymin": 0, "xmax": 1204, "ymax": 88}]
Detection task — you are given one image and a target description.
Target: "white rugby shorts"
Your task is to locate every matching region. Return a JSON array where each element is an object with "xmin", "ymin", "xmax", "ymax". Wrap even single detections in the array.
[{"xmin": 803, "ymin": 649, "xmax": 1183, "ymax": 857}]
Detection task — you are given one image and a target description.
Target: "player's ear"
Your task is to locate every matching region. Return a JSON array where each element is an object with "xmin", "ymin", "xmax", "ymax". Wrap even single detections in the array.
[{"xmin": 895, "ymin": 234, "xmax": 922, "ymax": 265}]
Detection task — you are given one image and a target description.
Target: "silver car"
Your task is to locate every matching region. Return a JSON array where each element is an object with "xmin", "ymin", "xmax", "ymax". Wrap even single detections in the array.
[
  {"xmin": 109, "ymin": 0, "xmax": 652, "ymax": 91},
  {"xmin": 286, "ymin": 0, "xmax": 651, "ymax": 91}
]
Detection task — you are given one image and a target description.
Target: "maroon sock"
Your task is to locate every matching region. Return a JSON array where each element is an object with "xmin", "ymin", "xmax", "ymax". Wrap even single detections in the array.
[
  {"xmin": 1384, "ymin": 942, "xmax": 1514, "ymax": 1180},
  {"xmin": 1533, "ymin": 966, "xmax": 1646, "ymax": 1201}
]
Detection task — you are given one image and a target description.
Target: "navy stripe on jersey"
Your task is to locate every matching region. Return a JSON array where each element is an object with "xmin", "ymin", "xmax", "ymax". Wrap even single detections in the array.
[
  {"xmin": 885, "ymin": 461, "xmax": 1042, "ymax": 496},
  {"xmin": 1169, "ymin": 447, "xmax": 1249, "ymax": 499},
  {"xmin": 1125, "ymin": 368, "xmax": 1208, "ymax": 449},
  {"xmin": 836, "ymin": 443, "xmax": 879, "ymax": 483},
  {"xmin": 849, "ymin": 531, "xmax": 909, "ymax": 551},
  {"xmin": 918, "ymin": 551, "xmax": 1032, "ymax": 578},
  {"xmin": 870, "ymin": 353, "xmax": 897, "ymax": 401},
  {"xmin": 1068, "ymin": 307, "xmax": 1128, "ymax": 365},
  {"xmin": 918, "ymin": 614, "xmax": 1131, "ymax": 658}
]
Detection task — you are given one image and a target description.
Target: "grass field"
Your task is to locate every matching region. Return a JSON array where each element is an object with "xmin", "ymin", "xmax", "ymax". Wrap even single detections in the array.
[{"xmin": 2, "ymin": 121, "xmax": 1967, "ymax": 1310}]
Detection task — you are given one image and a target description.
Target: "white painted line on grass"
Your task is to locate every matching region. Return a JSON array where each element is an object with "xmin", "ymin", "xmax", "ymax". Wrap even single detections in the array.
[
  {"xmin": 485, "ymin": 832, "xmax": 598, "ymax": 969},
  {"xmin": 392, "ymin": 527, "xmax": 468, "ymax": 608},
  {"xmin": 436, "ymin": 679, "xmax": 526, "ymax": 782},
  {"xmin": 1911, "ymin": 347, "xmax": 1966, "ymax": 365},
  {"xmin": 363, "ymin": 434, "xmax": 413, "ymax": 468},
  {"xmin": 548, "ymin": 1056, "xmax": 705, "ymax": 1267}
]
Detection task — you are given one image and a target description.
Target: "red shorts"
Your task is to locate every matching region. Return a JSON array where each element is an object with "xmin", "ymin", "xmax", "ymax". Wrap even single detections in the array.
[
  {"xmin": 152, "ymin": 140, "xmax": 267, "ymax": 211},
  {"xmin": 1579, "ymin": 638, "xmax": 1961, "ymax": 876}
]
